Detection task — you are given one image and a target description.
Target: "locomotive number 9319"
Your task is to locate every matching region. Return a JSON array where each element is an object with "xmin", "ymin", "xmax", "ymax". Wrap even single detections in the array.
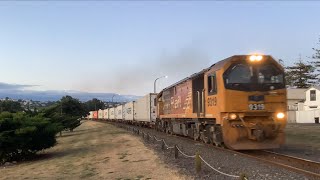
[{"xmin": 249, "ymin": 103, "xmax": 265, "ymax": 110}]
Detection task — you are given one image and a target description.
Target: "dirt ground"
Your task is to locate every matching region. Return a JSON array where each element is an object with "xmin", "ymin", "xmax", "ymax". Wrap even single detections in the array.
[
  {"xmin": 0, "ymin": 120, "xmax": 187, "ymax": 180},
  {"xmin": 275, "ymin": 123, "xmax": 320, "ymax": 162}
]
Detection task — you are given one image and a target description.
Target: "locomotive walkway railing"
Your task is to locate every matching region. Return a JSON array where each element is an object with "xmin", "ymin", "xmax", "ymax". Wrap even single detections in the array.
[{"xmin": 118, "ymin": 124, "xmax": 248, "ymax": 179}]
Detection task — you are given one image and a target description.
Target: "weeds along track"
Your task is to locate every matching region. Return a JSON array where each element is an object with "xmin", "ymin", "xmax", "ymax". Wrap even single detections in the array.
[
  {"xmin": 95, "ymin": 120, "xmax": 320, "ymax": 179},
  {"xmin": 239, "ymin": 150, "xmax": 320, "ymax": 179}
]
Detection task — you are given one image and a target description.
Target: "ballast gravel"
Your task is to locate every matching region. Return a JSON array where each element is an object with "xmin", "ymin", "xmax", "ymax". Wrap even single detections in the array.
[{"xmin": 119, "ymin": 124, "xmax": 312, "ymax": 180}]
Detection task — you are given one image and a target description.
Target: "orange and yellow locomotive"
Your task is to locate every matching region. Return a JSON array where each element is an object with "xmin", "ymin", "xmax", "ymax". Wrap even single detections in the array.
[{"xmin": 156, "ymin": 55, "xmax": 287, "ymax": 150}]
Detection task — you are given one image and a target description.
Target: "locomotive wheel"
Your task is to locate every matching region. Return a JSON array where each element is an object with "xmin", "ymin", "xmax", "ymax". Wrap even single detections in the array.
[
  {"xmin": 203, "ymin": 137, "xmax": 210, "ymax": 144},
  {"xmin": 200, "ymin": 132, "xmax": 211, "ymax": 144},
  {"xmin": 213, "ymin": 141, "xmax": 221, "ymax": 147}
]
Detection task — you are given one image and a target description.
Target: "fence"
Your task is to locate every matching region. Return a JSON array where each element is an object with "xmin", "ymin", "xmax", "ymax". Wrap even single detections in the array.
[{"xmin": 119, "ymin": 124, "xmax": 248, "ymax": 180}]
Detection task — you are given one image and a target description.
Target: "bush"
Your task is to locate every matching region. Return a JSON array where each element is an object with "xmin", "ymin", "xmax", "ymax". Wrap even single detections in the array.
[
  {"xmin": 42, "ymin": 96, "xmax": 86, "ymax": 132},
  {"xmin": 0, "ymin": 112, "xmax": 60, "ymax": 163}
]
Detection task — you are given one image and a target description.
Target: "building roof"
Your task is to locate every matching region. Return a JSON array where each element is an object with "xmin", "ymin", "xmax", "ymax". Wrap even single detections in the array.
[
  {"xmin": 287, "ymin": 88, "xmax": 307, "ymax": 100},
  {"xmin": 306, "ymin": 85, "xmax": 320, "ymax": 91}
]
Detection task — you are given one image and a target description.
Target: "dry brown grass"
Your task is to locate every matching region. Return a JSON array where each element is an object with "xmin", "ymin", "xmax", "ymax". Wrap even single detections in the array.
[{"xmin": 0, "ymin": 121, "xmax": 186, "ymax": 180}]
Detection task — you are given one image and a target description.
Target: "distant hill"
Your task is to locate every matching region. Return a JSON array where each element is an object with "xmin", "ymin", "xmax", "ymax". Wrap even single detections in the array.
[{"xmin": 0, "ymin": 90, "xmax": 140, "ymax": 102}]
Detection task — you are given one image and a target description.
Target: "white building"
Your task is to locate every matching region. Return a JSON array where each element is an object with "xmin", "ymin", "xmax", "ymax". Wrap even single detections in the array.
[
  {"xmin": 286, "ymin": 88, "xmax": 306, "ymax": 123},
  {"xmin": 302, "ymin": 86, "xmax": 320, "ymax": 110},
  {"xmin": 295, "ymin": 86, "xmax": 320, "ymax": 123}
]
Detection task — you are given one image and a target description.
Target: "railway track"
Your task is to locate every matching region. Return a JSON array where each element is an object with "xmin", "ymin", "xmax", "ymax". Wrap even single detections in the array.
[
  {"xmin": 98, "ymin": 120, "xmax": 320, "ymax": 179},
  {"xmin": 239, "ymin": 150, "xmax": 320, "ymax": 179}
]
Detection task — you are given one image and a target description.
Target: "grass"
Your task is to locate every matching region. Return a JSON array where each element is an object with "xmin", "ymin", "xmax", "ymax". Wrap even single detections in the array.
[
  {"xmin": 285, "ymin": 124, "xmax": 320, "ymax": 149},
  {"xmin": 0, "ymin": 121, "xmax": 184, "ymax": 180},
  {"xmin": 131, "ymin": 159, "xmax": 148, "ymax": 163},
  {"xmin": 135, "ymin": 175, "xmax": 144, "ymax": 179},
  {"xmin": 117, "ymin": 152, "xmax": 132, "ymax": 160}
]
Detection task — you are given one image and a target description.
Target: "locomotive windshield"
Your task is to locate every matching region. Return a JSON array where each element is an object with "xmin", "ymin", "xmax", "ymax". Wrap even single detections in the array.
[{"xmin": 223, "ymin": 62, "xmax": 285, "ymax": 91}]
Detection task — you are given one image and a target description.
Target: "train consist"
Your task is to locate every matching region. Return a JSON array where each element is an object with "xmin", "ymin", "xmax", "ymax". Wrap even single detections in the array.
[{"xmin": 88, "ymin": 55, "xmax": 287, "ymax": 150}]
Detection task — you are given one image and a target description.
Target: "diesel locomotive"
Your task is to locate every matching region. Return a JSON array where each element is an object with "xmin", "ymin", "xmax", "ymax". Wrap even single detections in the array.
[{"xmin": 156, "ymin": 55, "xmax": 287, "ymax": 150}]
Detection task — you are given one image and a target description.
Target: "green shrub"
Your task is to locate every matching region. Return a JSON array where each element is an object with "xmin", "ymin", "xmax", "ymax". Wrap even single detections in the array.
[{"xmin": 0, "ymin": 112, "xmax": 59, "ymax": 163}]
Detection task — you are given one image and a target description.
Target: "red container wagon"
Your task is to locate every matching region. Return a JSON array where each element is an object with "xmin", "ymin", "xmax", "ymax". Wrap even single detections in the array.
[{"xmin": 93, "ymin": 111, "xmax": 98, "ymax": 120}]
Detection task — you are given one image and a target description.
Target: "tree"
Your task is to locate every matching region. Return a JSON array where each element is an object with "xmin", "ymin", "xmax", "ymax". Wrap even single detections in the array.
[
  {"xmin": 0, "ymin": 100, "xmax": 23, "ymax": 113},
  {"xmin": 0, "ymin": 112, "xmax": 59, "ymax": 163},
  {"xmin": 43, "ymin": 96, "xmax": 87, "ymax": 132},
  {"xmin": 285, "ymin": 57, "xmax": 317, "ymax": 88},
  {"xmin": 311, "ymin": 36, "xmax": 320, "ymax": 83},
  {"xmin": 84, "ymin": 98, "xmax": 105, "ymax": 112},
  {"xmin": 278, "ymin": 59, "xmax": 294, "ymax": 87}
]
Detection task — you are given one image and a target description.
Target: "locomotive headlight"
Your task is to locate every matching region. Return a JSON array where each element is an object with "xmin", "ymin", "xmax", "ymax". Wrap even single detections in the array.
[
  {"xmin": 276, "ymin": 112, "xmax": 285, "ymax": 119},
  {"xmin": 256, "ymin": 55, "xmax": 263, "ymax": 61},
  {"xmin": 229, "ymin": 113, "xmax": 238, "ymax": 120},
  {"xmin": 249, "ymin": 55, "xmax": 257, "ymax": 61},
  {"xmin": 249, "ymin": 55, "xmax": 263, "ymax": 62}
]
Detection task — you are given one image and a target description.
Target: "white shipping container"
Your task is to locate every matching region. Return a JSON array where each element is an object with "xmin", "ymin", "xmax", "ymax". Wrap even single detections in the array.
[
  {"xmin": 89, "ymin": 111, "xmax": 94, "ymax": 119},
  {"xmin": 98, "ymin": 109, "xmax": 104, "ymax": 119},
  {"xmin": 124, "ymin": 102, "xmax": 134, "ymax": 121},
  {"xmin": 134, "ymin": 93, "xmax": 157, "ymax": 122},
  {"xmin": 103, "ymin": 109, "xmax": 109, "ymax": 120},
  {"xmin": 109, "ymin": 108, "xmax": 115, "ymax": 119},
  {"xmin": 116, "ymin": 105, "xmax": 123, "ymax": 120}
]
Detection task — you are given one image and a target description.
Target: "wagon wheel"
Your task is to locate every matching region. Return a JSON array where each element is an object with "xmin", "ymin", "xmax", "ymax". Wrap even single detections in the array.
[
  {"xmin": 193, "ymin": 129, "xmax": 200, "ymax": 141},
  {"xmin": 167, "ymin": 127, "xmax": 173, "ymax": 135},
  {"xmin": 165, "ymin": 127, "xmax": 171, "ymax": 134}
]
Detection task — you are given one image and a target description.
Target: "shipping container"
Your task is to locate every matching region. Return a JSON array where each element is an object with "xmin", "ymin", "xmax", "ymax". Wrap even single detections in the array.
[
  {"xmin": 109, "ymin": 108, "xmax": 115, "ymax": 120},
  {"xmin": 89, "ymin": 111, "xmax": 94, "ymax": 119},
  {"xmin": 92, "ymin": 111, "xmax": 98, "ymax": 119},
  {"xmin": 134, "ymin": 93, "xmax": 157, "ymax": 122},
  {"xmin": 124, "ymin": 102, "xmax": 134, "ymax": 121},
  {"xmin": 103, "ymin": 109, "xmax": 109, "ymax": 120},
  {"xmin": 116, "ymin": 105, "xmax": 123, "ymax": 120},
  {"xmin": 98, "ymin": 109, "xmax": 104, "ymax": 119}
]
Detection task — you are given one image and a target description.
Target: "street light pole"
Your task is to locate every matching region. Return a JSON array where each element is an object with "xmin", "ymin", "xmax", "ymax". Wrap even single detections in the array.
[
  {"xmin": 154, "ymin": 76, "xmax": 168, "ymax": 93},
  {"xmin": 112, "ymin": 94, "xmax": 116, "ymax": 102}
]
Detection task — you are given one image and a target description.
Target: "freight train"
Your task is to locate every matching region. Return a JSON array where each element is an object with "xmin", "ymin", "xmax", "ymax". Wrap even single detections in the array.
[{"xmin": 88, "ymin": 55, "xmax": 287, "ymax": 150}]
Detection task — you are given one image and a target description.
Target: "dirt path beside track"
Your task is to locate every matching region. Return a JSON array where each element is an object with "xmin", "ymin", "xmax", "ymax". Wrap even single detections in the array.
[{"xmin": 0, "ymin": 120, "xmax": 187, "ymax": 180}]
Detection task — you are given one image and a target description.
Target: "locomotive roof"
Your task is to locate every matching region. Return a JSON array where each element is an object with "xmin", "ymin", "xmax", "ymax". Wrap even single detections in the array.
[
  {"xmin": 162, "ymin": 67, "xmax": 209, "ymax": 91},
  {"xmin": 161, "ymin": 55, "xmax": 233, "ymax": 91},
  {"xmin": 160, "ymin": 55, "xmax": 274, "ymax": 92}
]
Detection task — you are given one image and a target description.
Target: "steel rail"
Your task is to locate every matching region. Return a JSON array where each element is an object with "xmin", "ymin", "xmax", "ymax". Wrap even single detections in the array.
[{"xmin": 239, "ymin": 150, "xmax": 320, "ymax": 179}]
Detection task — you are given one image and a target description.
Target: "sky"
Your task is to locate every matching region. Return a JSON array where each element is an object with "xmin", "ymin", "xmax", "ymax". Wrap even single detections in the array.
[{"xmin": 0, "ymin": 1, "xmax": 319, "ymax": 96}]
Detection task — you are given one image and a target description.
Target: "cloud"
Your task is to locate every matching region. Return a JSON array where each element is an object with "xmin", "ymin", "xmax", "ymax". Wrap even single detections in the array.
[{"xmin": 0, "ymin": 82, "xmax": 38, "ymax": 90}]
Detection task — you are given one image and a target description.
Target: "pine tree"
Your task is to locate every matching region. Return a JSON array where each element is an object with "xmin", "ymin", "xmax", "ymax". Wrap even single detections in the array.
[
  {"xmin": 278, "ymin": 59, "xmax": 295, "ymax": 87},
  {"xmin": 285, "ymin": 56, "xmax": 317, "ymax": 88},
  {"xmin": 311, "ymin": 36, "xmax": 320, "ymax": 83}
]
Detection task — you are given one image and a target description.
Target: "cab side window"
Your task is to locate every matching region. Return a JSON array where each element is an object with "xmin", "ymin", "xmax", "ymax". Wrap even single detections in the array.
[{"xmin": 208, "ymin": 73, "xmax": 217, "ymax": 95}]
